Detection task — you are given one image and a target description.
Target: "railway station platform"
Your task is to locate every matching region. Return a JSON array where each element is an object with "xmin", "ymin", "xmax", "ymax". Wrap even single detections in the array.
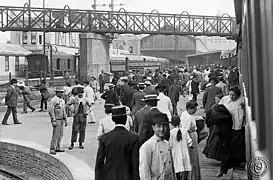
[{"xmin": 0, "ymin": 95, "xmax": 244, "ymax": 180}]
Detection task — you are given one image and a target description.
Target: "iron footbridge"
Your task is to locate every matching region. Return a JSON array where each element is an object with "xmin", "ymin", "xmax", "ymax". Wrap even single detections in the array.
[{"xmin": 0, "ymin": 4, "xmax": 236, "ymax": 37}]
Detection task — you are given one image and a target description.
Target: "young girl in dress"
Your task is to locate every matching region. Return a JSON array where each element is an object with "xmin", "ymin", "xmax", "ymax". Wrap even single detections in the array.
[{"xmin": 170, "ymin": 115, "xmax": 194, "ymax": 180}]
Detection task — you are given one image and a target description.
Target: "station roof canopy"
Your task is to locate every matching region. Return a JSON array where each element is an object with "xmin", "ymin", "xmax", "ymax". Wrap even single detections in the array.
[
  {"xmin": 0, "ymin": 44, "xmax": 32, "ymax": 56},
  {"xmin": 186, "ymin": 50, "xmax": 222, "ymax": 58}
]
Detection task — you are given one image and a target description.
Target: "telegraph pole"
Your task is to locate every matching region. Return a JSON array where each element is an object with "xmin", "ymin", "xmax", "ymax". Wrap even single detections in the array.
[{"xmin": 92, "ymin": 0, "xmax": 125, "ymax": 11}]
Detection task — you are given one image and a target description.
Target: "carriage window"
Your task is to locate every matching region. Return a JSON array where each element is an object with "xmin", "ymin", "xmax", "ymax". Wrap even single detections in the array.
[
  {"xmin": 129, "ymin": 46, "xmax": 134, "ymax": 53},
  {"xmin": 22, "ymin": 32, "xmax": 28, "ymax": 44},
  {"xmin": 67, "ymin": 59, "xmax": 71, "ymax": 70},
  {"xmin": 15, "ymin": 56, "xmax": 19, "ymax": 71},
  {"xmin": 39, "ymin": 35, "xmax": 42, "ymax": 44},
  {"xmin": 56, "ymin": 58, "xmax": 60, "ymax": 70},
  {"xmin": 31, "ymin": 32, "xmax": 37, "ymax": 44},
  {"xmin": 5, "ymin": 56, "xmax": 9, "ymax": 71}
]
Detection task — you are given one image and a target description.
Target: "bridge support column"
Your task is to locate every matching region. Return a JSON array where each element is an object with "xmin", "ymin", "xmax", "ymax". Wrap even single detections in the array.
[{"xmin": 79, "ymin": 33, "xmax": 110, "ymax": 83}]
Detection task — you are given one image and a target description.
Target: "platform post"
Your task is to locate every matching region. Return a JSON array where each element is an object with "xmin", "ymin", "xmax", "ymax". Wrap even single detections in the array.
[{"xmin": 79, "ymin": 33, "xmax": 110, "ymax": 84}]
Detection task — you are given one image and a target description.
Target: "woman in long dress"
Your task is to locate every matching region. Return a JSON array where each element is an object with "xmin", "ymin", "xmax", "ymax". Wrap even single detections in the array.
[
  {"xmin": 180, "ymin": 100, "xmax": 201, "ymax": 180},
  {"xmin": 217, "ymin": 86, "xmax": 246, "ymax": 177}
]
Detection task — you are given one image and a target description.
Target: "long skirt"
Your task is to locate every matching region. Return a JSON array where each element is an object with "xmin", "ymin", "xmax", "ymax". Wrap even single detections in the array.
[
  {"xmin": 221, "ymin": 128, "xmax": 246, "ymax": 172},
  {"xmin": 203, "ymin": 126, "xmax": 230, "ymax": 161},
  {"xmin": 188, "ymin": 131, "xmax": 201, "ymax": 180}
]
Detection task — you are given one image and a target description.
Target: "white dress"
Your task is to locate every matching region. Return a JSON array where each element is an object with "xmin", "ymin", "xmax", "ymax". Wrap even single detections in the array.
[{"xmin": 170, "ymin": 127, "xmax": 192, "ymax": 173}]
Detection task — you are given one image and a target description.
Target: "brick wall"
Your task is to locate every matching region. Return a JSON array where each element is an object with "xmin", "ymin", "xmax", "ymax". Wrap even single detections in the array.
[{"xmin": 0, "ymin": 142, "xmax": 73, "ymax": 180}]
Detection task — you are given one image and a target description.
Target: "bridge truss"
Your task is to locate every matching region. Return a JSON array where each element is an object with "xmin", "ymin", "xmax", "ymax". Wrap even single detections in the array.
[{"xmin": 0, "ymin": 4, "xmax": 236, "ymax": 37}]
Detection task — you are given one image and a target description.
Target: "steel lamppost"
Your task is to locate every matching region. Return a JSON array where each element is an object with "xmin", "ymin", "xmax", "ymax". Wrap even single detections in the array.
[{"xmin": 43, "ymin": 0, "xmax": 47, "ymax": 80}]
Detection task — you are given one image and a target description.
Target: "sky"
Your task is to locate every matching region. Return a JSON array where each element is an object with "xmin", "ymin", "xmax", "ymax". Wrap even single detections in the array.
[{"xmin": 0, "ymin": 0, "xmax": 235, "ymax": 43}]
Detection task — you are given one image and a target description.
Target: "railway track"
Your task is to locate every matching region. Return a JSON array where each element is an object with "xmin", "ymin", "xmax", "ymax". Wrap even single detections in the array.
[{"xmin": 0, "ymin": 169, "xmax": 24, "ymax": 180}]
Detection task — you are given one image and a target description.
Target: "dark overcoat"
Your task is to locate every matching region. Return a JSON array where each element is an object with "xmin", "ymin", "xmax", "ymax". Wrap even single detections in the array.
[
  {"xmin": 138, "ymin": 108, "xmax": 163, "ymax": 145},
  {"xmin": 134, "ymin": 106, "xmax": 150, "ymax": 133},
  {"xmin": 5, "ymin": 86, "xmax": 18, "ymax": 107},
  {"xmin": 101, "ymin": 89, "xmax": 120, "ymax": 106},
  {"xmin": 95, "ymin": 126, "xmax": 140, "ymax": 180},
  {"xmin": 131, "ymin": 91, "xmax": 146, "ymax": 115}
]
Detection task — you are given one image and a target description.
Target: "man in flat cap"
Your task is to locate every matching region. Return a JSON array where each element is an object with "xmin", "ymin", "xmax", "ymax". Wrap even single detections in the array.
[
  {"xmin": 95, "ymin": 105, "xmax": 140, "ymax": 180},
  {"xmin": 2, "ymin": 78, "xmax": 22, "ymax": 125},
  {"xmin": 101, "ymin": 84, "xmax": 120, "ymax": 106},
  {"xmin": 48, "ymin": 87, "xmax": 67, "ymax": 155},
  {"xmin": 67, "ymin": 87, "xmax": 91, "ymax": 150},
  {"xmin": 37, "ymin": 79, "xmax": 50, "ymax": 112},
  {"xmin": 139, "ymin": 113, "xmax": 176, "ymax": 180}
]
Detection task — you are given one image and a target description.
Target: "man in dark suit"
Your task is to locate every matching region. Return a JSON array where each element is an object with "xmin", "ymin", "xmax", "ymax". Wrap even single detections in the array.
[
  {"xmin": 120, "ymin": 79, "xmax": 137, "ymax": 110},
  {"xmin": 143, "ymin": 81, "xmax": 157, "ymax": 95},
  {"xmin": 95, "ymin": 106, "xmax": 140, "ymax": 180},
  {"xmin": 101, "ymin": 84, "xmax": 120, "ymax": 106},
  {"xmin": 160, "ymin": 74, "xmax": 171, "ymax": 96},
  {"xmin": 131, "ymin": 83, "xmax": 146, "ymax": 116},
  {"xmin": 98, "ymin": 70, "xmax": 105, "ymax": 94},
  {"xmin": 138, "ymin": 94, "xmax": 169, "ymax": 145},
  {"xmin": 134, "ymin": 94, "xmax": 158, "ymax": 134},
  {"xmin": 37, "ymin": 79, "xmax": 50, "ymax": 112},
  {"xmin": 203, "ymin": 76, "xmax": 223, "ymax": 110},
  {"xmin": 2, "ymin": 78, "xmax": 22, "ymax": 125}
]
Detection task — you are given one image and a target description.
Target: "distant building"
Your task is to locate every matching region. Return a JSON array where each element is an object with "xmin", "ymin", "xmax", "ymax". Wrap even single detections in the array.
[
  {"xmin": 196, "ymin": 36, "xmax": 236, "ymax": 53},
  {"xmin": 110, "ymin": 35, "xmax": 142, "ymax": 55},
  {"xmin": 140, "ymin": 35, "xmax": 196, "ymax": 65},
  {"xmin": 186, "ymin": 51, "xmax": 222, "ymax": 66},
  {"xmin": 0, "ymin": 44, "xmax": 32, "ymax": 81}
]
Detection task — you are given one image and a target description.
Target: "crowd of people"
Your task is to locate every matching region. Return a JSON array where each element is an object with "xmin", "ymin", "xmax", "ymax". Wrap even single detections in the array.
[{"xmin": 0, "ymin": 64, "xmax": 245, "ymax": 180}]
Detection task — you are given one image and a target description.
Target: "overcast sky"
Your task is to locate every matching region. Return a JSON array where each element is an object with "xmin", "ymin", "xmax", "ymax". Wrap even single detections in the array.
[{"xmin": 0, "ymin": 0, "xmax": 235, "ymax": 43}]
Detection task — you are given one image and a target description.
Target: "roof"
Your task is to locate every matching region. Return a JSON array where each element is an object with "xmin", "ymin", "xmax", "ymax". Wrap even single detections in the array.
[
  {"xmin": 221, "ymin": 47, "xmax": 237, "ymax": 58},
  {"xmin": 26, "ymin": 51, "xmax": 75, "ymax": 58},
  {"xmin": 0, "ymin": 44, "xmax": 32, "ymax": 56},
  {"xmin": 186, "ymin": 50, "xmax": 222, "ymax": 58}
]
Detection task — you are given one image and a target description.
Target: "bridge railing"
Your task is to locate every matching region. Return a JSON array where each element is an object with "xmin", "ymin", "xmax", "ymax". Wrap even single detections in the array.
[{"xmin": 0, "ymin": 5, "xmax": 236, "ymax": 36}]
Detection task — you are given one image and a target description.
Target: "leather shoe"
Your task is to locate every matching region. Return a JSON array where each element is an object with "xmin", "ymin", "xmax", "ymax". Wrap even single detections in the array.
[
  {"xmin": 50, "ymin": 150, "xmax": 56, "ymax": 155},
  {"xmin": 2, "ymin": 123, "xmax": 9, "ymax": 125},
  {"xmin": 68, "ymin": 146, "xmax": 74, "ymax": 150},
  {"xmin": 56, "ymin": 150, "xmax": 65, "ymax": 152},
  {"xmin": 79, "ymin": 145, "xmax": 84, "ymax": 149},
  {"xmin": 216, "ymin": 170, "xmax": 227, "ymax": 177},
  {"xmin": 14, "ymin": 122, "xmax": 22, "ymax": 124}
]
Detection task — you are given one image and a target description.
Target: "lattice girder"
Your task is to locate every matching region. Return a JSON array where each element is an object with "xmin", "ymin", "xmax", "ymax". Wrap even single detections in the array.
[{"xmin": 0, "ymin": 5, "xmax": 236, "ymax": 37}]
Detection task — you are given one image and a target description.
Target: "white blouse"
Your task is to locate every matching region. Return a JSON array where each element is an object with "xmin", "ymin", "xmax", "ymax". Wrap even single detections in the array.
[
  {"xmin": 97, "ymin": 114, "xmax": 132, "ymax": 140},
  {"xmin": 157, "ymin": 93, "xmax": 173, "ymax": 121},
  {"xmin": 180, "ymin": 111, "xmax": 197, "ymax": 131},
  {"xmin": 219, "ymin": 96, "xmax": 245, "ymax": 130}
]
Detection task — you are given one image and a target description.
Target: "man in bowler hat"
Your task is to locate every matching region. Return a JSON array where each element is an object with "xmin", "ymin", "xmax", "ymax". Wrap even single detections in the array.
[
  {"xmin": 95, "ymin": 105, "xmax": 140, "ymax": 180},
  {"xmin": 139, "ymin": 113, "xmax": 176, "ymax": 180},
  {"xmin": 2, "ymin": 78, "xmax": 22, "ymax": 125}
]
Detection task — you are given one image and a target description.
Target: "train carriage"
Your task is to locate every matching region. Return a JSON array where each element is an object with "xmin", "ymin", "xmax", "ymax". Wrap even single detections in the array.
[{"xmin": 26, "ymin": 51, "xmax": 76, "ymax": 78}]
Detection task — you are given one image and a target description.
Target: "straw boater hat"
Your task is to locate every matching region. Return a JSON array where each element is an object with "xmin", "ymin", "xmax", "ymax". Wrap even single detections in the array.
[
  {"xmin": 141, "ymin": 94, "xmax": 160, "ymax": 101},
  {"xmin": 54, "ymin": 87, "xmax": 65, "ymax": 92},
  {"xmin": 111, "ymin": 106, "xmax": 127, "ymax": 117},
  {"xmin": 107, "ymin": 84, "xmax": 115, "ymax": 89},
  {"xmin": 137, "ymin": 82, "xmax": 145, "ymax": 88},
  {"xmin": 144, "ymin": 81, "xmax": 151, "ymax": 85},
  {"xmin": 17, "ymin": 81, "xmax": 25, "ymax": 87}
]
